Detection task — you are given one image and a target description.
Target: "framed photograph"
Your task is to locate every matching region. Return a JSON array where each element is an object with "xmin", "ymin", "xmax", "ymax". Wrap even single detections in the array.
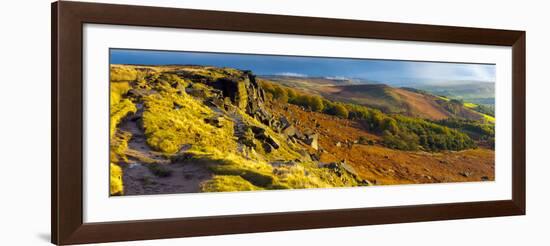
[{"xmin": 52, "ymin": 1, "xmax": 525, "ymax": 245}]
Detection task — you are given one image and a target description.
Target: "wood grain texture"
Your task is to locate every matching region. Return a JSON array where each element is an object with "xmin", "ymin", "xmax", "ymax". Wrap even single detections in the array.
[
  {"xmin": 52, "ymin": 1, "xmax": 526, "ymax": 244},
  {"xmin": 511, "ymin": 33, "xmax": 526, "ymax": 213}
]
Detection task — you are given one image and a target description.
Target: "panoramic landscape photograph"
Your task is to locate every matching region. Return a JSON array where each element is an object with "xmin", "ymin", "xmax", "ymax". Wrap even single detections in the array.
[{"xmin": 109, "ymin": 49, "xmax": 496, "ymax": 196}]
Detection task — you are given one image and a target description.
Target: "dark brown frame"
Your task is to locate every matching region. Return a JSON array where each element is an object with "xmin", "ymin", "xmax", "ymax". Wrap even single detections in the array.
[{"xmin": 52, "ymin": 1, "xmax": 526, "ymax": 245}]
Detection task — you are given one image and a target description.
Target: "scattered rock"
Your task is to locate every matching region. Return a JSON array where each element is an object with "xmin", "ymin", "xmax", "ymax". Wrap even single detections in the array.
[
  {"xmin": 359, "ymin": 179, "xmax": 373, "ymax": 186},
  {"xmin": 272, "ymin": 168, "xmax": 290, "ymax": 176},
  {"xmin": 318, "ymin": 160, "xmax": 359, "ymax": 179},
  {"xmin": 297, "ymin": 150, "xmax": 312, "ymax": 162},
  {"xmin": 271, "ymin": 160, "xmax": 297, "ymax": 167},
  {"xmin": 335, "ymin": 142, "xmax": 342, "ymax": 147},
  {"xmin": 340, "ymin": 161, "xmax": 359, "ymax": 177},
  {"xmin": 295, "ymin": 131, "xmax": 305, "ymax": 140},
  {"xmin": 173, "ymin": 102, "xmax": 183, "ymax": 110},
  {"xmin": 287, "ymin": 137, "xmax": 298, "ymax": 144},
  {"xmin": 310, "ymin": 152, "xmax": 321, "ymax": 161},
  {"xmin": 279, "ymin": 116, "xmax": 290, "ymax": 129},
  {"xmin": 282, "ymin": 125, "xmax": 297, "ymax": 137},
  {"xmin": 257, "ymin": 132, "xmax": 280, "ymax": 149},
  {"xmin": 250, "ymin": 126, "xmax": 265, "ymax": 135},
  {"xmin": 238, "ymin": 136, "xmax": 256, "ymax": 148},
  {"xmin": 318, "ymin": 162, "xmax": 338, "ymax": 169},
  {"xmin": 265, "ymin": 136, "xmax": 280, "ymax": 149},
  {"xmin": 459, "ymin": 171, "xmax": 473, "ymax": 177},
  {"xmin": 304, "ymin": 133, "xmax": 319, "ymax": 150},
  {"xmin": 262, "ymin": 143, "xmax": 274, "ymax": 153}
]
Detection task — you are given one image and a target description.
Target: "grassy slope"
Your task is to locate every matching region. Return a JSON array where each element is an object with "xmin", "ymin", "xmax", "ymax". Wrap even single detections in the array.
[
  {"xmin": 437, "ymin": 95, "xmax": 495, "ymax": 123},
  {"xmin": 414, "ymin": 82, "xmax": 495, "ymax": 104},
  {"xmin": 463, "ymin": 101, "xmax": 495, "ymax": 123}
]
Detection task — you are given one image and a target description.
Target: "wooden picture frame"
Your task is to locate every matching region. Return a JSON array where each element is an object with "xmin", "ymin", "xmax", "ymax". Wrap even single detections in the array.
[{"xmin": 52, "ymin": 1, "xmax": 525, "ymax": 245}]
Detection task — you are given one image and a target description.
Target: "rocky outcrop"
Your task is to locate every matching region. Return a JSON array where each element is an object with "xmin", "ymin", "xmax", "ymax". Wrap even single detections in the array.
[
  {"xmin": 186, "ymin": 69, "xmax": 323, "ymax": 156},
  {"xmin": 213, "ymin": 76, "xmax": 249, "ymax": 110},
  {"xmin": 210, "ymin": 71, "xmax": 275, "ymax": 127}
]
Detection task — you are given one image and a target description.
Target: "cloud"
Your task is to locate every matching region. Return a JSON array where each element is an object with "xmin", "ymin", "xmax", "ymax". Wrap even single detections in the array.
[
  {"xmin": 276, "ymin": 72, "xmax": 308, "ymax": 77},
  {"xmin": 467, "ymin": 64, "xmax": 496, "ymax": 82},
  {"xmin": 404, "ymin": 62, "xmax": 495, "ymax": 82},
  {"xmin": 324, "ymin": 76, "xmax": 350, "ymax": 80}
]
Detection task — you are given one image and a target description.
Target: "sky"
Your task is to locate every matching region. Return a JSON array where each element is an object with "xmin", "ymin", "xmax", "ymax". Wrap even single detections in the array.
[{"xmin": 110, "ymin": 49, "xmax": 495, "ymax": 85}]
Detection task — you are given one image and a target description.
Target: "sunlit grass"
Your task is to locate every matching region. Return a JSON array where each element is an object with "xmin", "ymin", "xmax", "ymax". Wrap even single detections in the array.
[
  {"xmin": 110, "ymin": 65, "xmax": 139, "ymax": 82},
  {"xmin": 110, "ymin": 163, "xmax": 124, "ymax": 196},
  {"xmin": 110, "ymin": 99, "xmax": 136, "ymax": 138},
  {"xmin": 187, "ymin": 147, "xmax": 359, "ymax": 191},
  {"xmin": 201, "ymin": 175, "xmax": 264, "ymax": 192},
  {"xmin": 142, "ymin": 83, "xmax": 236, "ymax": 154},
  {"xmin": 110, "ymin": 130, "xmax": 131, "ymax": 163},
  {"xmin": 482, "ymin": 114, "xmax": 496, "ymax": 123},
  {"xmin": 463, "ymin": 102, "xmax": 477, "ymax": 108}
]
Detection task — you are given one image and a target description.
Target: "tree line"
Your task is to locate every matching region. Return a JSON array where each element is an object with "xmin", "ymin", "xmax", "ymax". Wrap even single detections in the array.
[{"xmin": 260, "ymin": 80, "xmax": 480, "ymax": 152}]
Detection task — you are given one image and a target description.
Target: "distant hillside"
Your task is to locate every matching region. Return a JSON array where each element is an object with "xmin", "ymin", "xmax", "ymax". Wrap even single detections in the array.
[
  {"xmin": 259, "ymin": 76, "xmax": 490, "ymax": 121},
  {"xmin": 303, "ymin": 83, "xmax": 486, "ymax": 121},
  {"xmin": 411, "ymin": 82, "xmax": 495, "ymax": 105},
  {"xmin": 258, "ymin": 75, "xmax": 371, "ymax": 91}
]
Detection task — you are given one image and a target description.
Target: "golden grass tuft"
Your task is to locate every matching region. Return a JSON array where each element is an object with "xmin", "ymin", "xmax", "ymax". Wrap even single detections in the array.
[
  {"xmin": 110, "ymin": 130, "xmax": 132, "ymax": 163},
  {"xmin": 201, "ymin": 175, "xmax": 263, "ymax": 192},
  {"xmin": 111, "ymin": 81, "xmax": 131, "ymax": 106},
  {"xmin": 180, "ymin": 66, "xmax": 242, "ymax": 81},
  {"xmin": 142, "ymin": 89, "xmax": 236, "ymax": 154},
  {"xmin": 110, "ymin": 99, "xmax": 136, "ymax": 138},
  {"xmin": 110, "ymin": 163, "xmax": 124, "ymax": 195},
  {"xmin": 110, "ymin": 78, "xmax": 136, "ymax": 138},
  {"xmin": 110, "ymin": 65, "xmax": 139, "ymax": 82}
]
